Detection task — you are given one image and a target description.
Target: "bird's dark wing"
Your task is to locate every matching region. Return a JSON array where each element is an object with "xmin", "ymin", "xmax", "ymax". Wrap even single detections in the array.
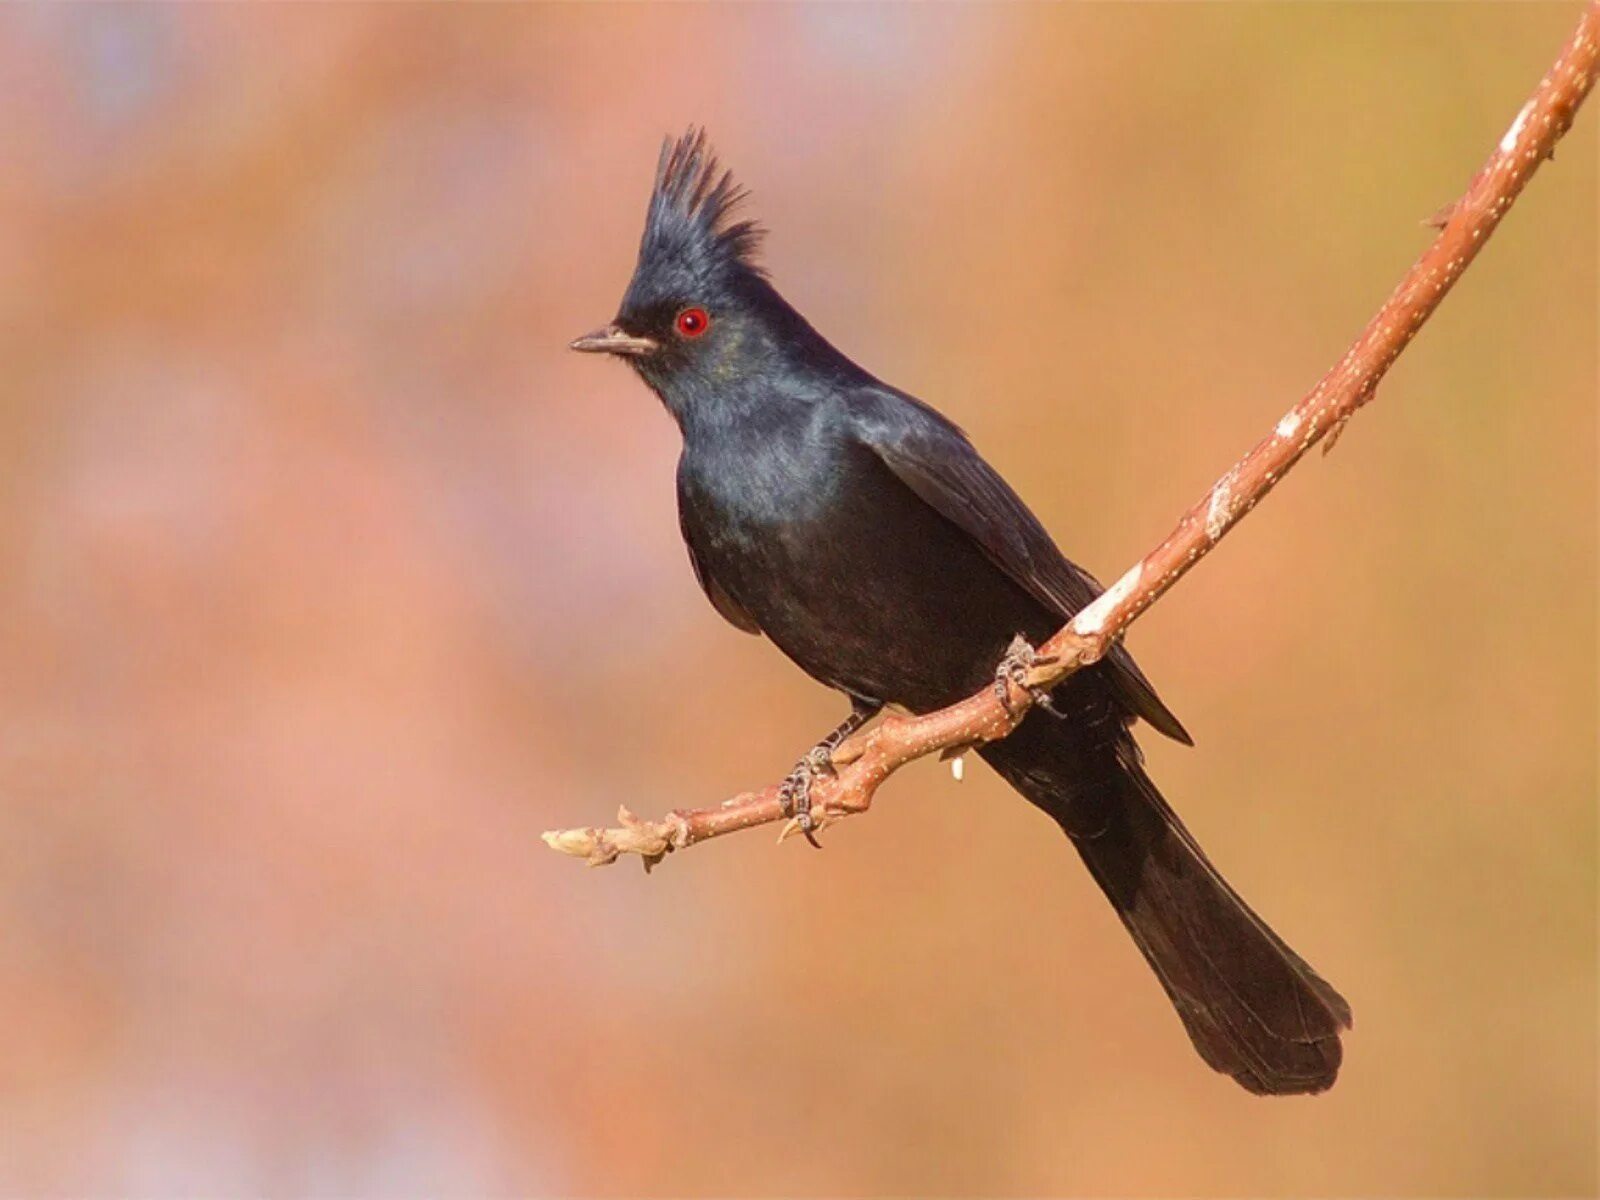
[{"xmin": 859, "ymin": 395, "xmax": 1192, "ymax": 745}]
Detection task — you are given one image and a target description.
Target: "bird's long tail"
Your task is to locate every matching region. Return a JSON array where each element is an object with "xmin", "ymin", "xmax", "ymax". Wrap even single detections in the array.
[{"xmin": 980, "ymin": 707, "xmax": 1352, "ymax": 1096}]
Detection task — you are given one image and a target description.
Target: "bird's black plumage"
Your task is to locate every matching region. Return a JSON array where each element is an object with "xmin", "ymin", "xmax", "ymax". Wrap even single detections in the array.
[{"xmin": 573, "ymin": 129, "xmax": 1351, "ymax": 1095}]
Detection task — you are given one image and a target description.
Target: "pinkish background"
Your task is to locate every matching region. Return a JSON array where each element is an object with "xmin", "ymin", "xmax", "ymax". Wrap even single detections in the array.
[{"xmin": 0, "ymin": 4, "xmax": 1594, "ymax": 1195}]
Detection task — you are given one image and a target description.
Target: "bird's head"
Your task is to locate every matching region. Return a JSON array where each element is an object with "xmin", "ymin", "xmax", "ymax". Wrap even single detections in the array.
[{"xmin": 571, "ymin": 129, "xmax": 844, "ymax": 412}]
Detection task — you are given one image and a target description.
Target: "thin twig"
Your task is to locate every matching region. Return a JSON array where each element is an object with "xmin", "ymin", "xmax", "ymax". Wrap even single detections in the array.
[{"xmin": 545, "ymin": 3, "xmax": 1600, "ymax": 870}]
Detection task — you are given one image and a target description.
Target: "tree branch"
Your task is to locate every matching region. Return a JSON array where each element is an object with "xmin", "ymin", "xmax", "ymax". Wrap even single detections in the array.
[{"xmin": 545, "ymin": 4, "xmax": 1600, "ymax": 871}]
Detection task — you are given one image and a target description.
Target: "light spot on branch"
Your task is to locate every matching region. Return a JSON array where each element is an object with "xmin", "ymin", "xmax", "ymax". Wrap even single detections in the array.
[
  {"xmin": 1074, "ymin": 563, "xmax": 1142, "ymax": 636},
  {"xmin": 1205, "ymin": 470, "xmax": 1237, "ymax": 540},
  {"xmin": 1275, "ymin": 411, "xmax": 1302, "ymax": 440},
  {"xmin": 1501, "ymin": 99, "xmax": 1535, "ymax": 153}
]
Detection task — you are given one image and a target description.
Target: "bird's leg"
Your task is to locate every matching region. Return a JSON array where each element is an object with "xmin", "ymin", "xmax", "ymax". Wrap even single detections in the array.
[
  {"xmin": 994, "ymin": 634, "xmax": 1066, "ymax": 718},
  {"xmin": 779, "ymin": 699, "xmax": 883, "ymax": 847}
]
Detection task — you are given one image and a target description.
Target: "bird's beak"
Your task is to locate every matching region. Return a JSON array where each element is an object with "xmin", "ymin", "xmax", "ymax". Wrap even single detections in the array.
[{"xmin": 568, "ymin": 324, "xmax": 658, "ymax": 358}]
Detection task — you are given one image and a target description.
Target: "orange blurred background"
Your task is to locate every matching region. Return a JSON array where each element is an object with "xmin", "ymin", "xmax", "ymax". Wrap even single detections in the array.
[{"xmin": 0, "ymin": 4, "xmax": 1594, "ymax": 1195}]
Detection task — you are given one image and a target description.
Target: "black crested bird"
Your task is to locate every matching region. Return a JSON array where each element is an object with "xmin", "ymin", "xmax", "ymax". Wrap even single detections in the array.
[{"xmin": 571, "ymin": 129, "xmax": 1351, "ymax": 1095}]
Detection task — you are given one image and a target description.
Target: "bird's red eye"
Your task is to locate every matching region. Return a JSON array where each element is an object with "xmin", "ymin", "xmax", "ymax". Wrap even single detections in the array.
[{"xmin": 675, "ymin": 307, "xmax": 710, "ymax": 338}]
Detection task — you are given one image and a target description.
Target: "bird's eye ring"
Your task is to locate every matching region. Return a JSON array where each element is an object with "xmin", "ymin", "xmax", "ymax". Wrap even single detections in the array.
[{"xmin": 675, "ymin": 307, "xmax": 710, "ymax": 338}]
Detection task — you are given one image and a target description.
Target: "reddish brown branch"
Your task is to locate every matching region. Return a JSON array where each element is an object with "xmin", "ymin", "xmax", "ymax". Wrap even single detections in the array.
[{"xmin": 545, "ymin": 4, "xmax": 1600, "ymax": 870}]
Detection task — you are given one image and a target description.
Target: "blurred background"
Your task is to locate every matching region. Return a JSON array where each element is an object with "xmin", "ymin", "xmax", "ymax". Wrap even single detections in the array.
[{"xmin": 0, "ymin": 3, "xmax": 1594, "ymax": 1195}]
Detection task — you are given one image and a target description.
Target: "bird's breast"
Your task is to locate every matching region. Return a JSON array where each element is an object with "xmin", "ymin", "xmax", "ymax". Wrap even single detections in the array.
[{"xmin": 677, "ymin": 430, "xmax": 1048, "ymax": 710}]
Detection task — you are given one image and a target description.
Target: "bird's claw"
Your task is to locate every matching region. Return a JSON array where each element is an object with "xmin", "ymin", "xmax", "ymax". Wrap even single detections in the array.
[
  {"xmin": 994, "ymin": 634, "xmax": 1064, "ymax": 717},
  {"xmin": 802, "ymin": 745, "xmax": 836, "ymax": 777},
  {"xmin": 776, "ymin": 704, "xmax": 881, "ymax": 849},
  {"xmin": 778, "ymin": 753, "xmax": 829, "ymax": 849}
]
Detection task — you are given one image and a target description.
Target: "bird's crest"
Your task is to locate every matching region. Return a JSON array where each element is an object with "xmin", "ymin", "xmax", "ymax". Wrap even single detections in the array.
[{"xmin": 639, "ymin": 128, "xmax": 765, "ymax": 281}]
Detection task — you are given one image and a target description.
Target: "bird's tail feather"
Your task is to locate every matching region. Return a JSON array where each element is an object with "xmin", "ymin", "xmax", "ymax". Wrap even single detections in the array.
[{"xmin": 981, "ymin": 714, "xmax": 1351, "ymax": 1096}]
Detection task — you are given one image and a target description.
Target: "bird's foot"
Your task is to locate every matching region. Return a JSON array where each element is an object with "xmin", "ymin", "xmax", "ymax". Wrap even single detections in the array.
[
  {"xmin": 994, "ymin": 634, "xmax": 1066, "ymax": 718},
  {"xmin": 778, "ymin": 746, "xmax": 834, "ymax": 849},
  {"xmin": 776, "ymin": 703, "xmax": 883, "ymax": 848}
]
